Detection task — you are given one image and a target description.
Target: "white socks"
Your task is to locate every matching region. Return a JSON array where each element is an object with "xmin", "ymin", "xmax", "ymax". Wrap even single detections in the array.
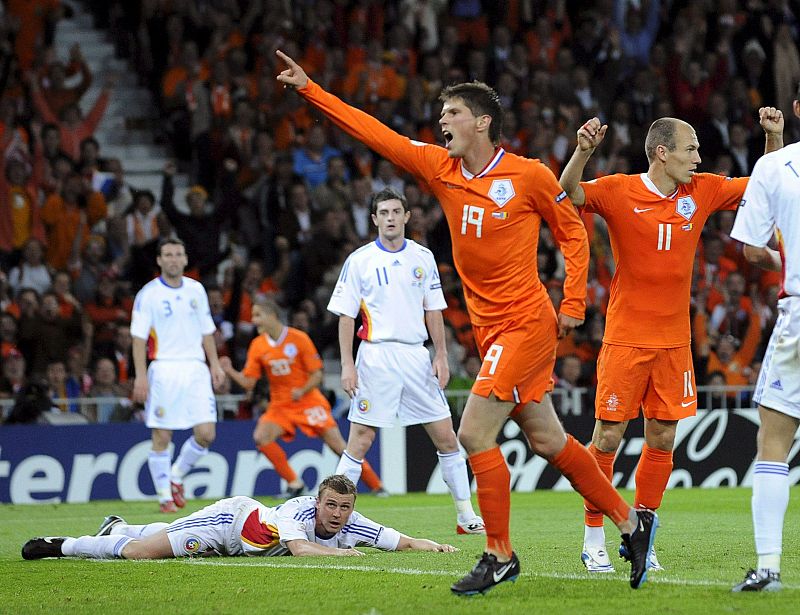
[
  {"xmin": 752, "ymin": 461, "xmax": 789, "ymax": 573},
  {"xmin": 147, "ymin": 450, "xmax": 172, "ymax": 502},
  {"xmin": 172, "ymin": 436, "xmax": 208, "ymax": 483},
  {"xmin": 584, "ymin": 525, "xmax": 606, "ymax": 549},
  {"xmin": 335, "ymin": 450, "xmax": 364, "ymax": 485},
  {"xmin": 437, "ymin": 450, "xmax": 477, "ymax": 523},
  {"xmin": 62, "ymin": 535, "xmax": 133, "ymax": 559}
]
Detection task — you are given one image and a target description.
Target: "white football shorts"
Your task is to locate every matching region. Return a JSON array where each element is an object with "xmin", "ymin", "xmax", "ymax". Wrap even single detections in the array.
[
  {"xmin": 145, "ymin": 359, "xmax": 217, "ymax": 429},
  {"xmin": 753, "ymin": 296, "xmax": 800, "ymax": 419},
  {"xmin": 349, "ymin": 341, "xmax": 451, "ymax": 428},
  {"xmin": 166, "ymin": 496, "xmax": 256, "ymax": 557}
]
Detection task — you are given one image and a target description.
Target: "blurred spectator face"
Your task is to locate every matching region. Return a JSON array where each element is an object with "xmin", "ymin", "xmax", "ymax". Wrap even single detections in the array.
[
  {"xmin": 327, "ymin": 157, "xmax": 347, "ymax": 182},
  {"xmin": 22, "ymin": 239, "xmax": 44, "ymax": 265},
  {"xmin": 6, "ymin": 160, "xmax": 26, "ymax": 185},
  {"xmin": 726, "ymin": 272, "xmax": 746, "ymax": 300},
  {"xmin": 559, "ymin": 356, "xmax": 582, "ymax": 386},
  {"xmin": 729, "ymin": 124, "xmax": 748, "ymax": 148},
  {"xmin": 53, "ymin": 156, "xmax": 73, "ymax": 181},
  {"xmin": 307, "ymin": 125, "xmax": 326, "ymax": 152},
  {"xmin": 66, "ymin": 346, "xmax": 83, "ymax": 374},
  {"xmin": 207, "ymin": 288, "xmax": 225, "ymax": 315},
  {"xmin": 41, "ymin": 294, "xmax": 60, "ymax": 320},
  {"xmin": 716, "ymin": 336, "xmax": 736, "ymax": 362},
  {"xmin": 134, "ymin": 192, "xmax": 155, "ymax": 214},
  {"xmin": 115, "ymin": 325, "xmax": 132, "ymax": 352},
  {"xmin": 3, "ymin": 351, "xmax": 25, "ymax": 381},
  {"xmin": 84, "ymin": 236, "xmax": 106, "ymax": 263},
  {"xmin": 243, "ymin": 261, "xmax": 264, "ymax": 291},
  {"xmin": 0, "ymin": 313, "xmax": 17, "ymax": 341},
  {"xmin": 186, "ymin": 187, "xmax": 208, "ymax": 215},
  {"xmin": 62, "ymin": 103, "xmax": 81, "ymax": 125},
  {"xmin": 94, "ymin": 358, "xmax": 117, "ymax": 387},
  {"xmin": 48, "ymin": 62, "xmax": 67, "ymax": 88},
  {"xmin": 290, "ymin": 309, "xmax": 311, "ymax": 333},
  {"xmin": 97, "ymin": 275, "xmax": 116, "ymax": 300},
  {"xmin": 46, "ymin": 361, "xmax": 67, "ymax": 388},
  {"xmin": 17, "ymin": 289, "xmax": 40, "ymax": 317},
  {"xmin": 63, "ymin": 173, "xmax": 84, "ymax": 199},
  {"xmin": 290, "ymin": 184, "xmax": 310, "ymax": 212},
  {"xmin": 42, "ymin": 126, "xmax": 61, "ymax": 153},
  {"xmin": 80, "ymin": 140, "xmax": 100, "ymax": 165},
  {"xmin": 352, "ymin": 177, "xmax": 371, "ymax": 205},
  {"xmin": 52, "ymin": 271, "xmax": 71, "ymax": 296}
]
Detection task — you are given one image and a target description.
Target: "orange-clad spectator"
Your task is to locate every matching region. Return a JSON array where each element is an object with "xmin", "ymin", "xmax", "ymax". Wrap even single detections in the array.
[
  {"xmin": 341, "ymin": 42, "xmax": 405, "ymax": 109},
  {"xmin": 37, "ymin": 44, "xmax": 92, "ymax": 117},
  {"xmin": 29, "ymin": 74, "xmax": 112, "ymax": 162},
  {"xmin": 0, "ymin": 159, "xmax": 46, "ymax": 261},
  {"xmin": 707, "ymin": 272, "xmax": 754, "ymax": 340},
  {"xmin": 51, "ymin": 270, "xmax": 79, "ymax": 319},
  {"xmin": 40, "ymin": 172, "xmax": 107, "ymax": 270},
  {"xmin": 207, "ymin": 7, "xmax": 246, "ymax": 60},
  {"xmin": 273, "ymin": 94, "xmax": 315, "ymax": 150},
  {"xmin": 704, "ymin": 314, "xmax": 761, "ymax": 387},
  {"xmin": 162, "ymin": 41, "xmax": 209, "ymax": 102},
  {"xmin": 6, "ymin": 0, "xmax": 64, "ymax": 71},
  {"xmin": 698, "ymin": 234, "xmax": 737, "ymax": 297},
  {"xmin": 525, "ymin": 15, "xmax": 570, "ymax": 72},
  {"xmin": 84, "ymin": 273, "xmax": 131, "ymax": 345},
  {"xmin": 0, "ymin": 98, "xmax": 30, "ymax": 159}
]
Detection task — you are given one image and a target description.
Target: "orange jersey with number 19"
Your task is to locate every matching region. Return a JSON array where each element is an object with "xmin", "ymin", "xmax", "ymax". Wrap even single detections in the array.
[
  {"xmin": 300, "ymin": 80, "xmax": 589, "ymax": 327},
  {"xmin": 581, "ymin": 172, "xmax": 747, "ymax": 348}
]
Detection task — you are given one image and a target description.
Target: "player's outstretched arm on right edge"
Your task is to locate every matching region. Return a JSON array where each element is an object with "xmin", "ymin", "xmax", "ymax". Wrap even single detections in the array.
[
  {"xmin": 743, "ymin": 244, "xmax": 782, "ymax": 272},
  {"xmin": 396, "ymin": 535, "xmax": 458, "ymax": 552},
  {"xmin": 560, "ymin": 117, "xmax": 607, "ymax": 207}
]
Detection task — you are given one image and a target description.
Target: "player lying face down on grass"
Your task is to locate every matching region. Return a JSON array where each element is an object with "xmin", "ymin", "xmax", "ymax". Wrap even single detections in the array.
[{"xmin": 22, "ymin": 475, "xmax": 457, "ymax": 560}]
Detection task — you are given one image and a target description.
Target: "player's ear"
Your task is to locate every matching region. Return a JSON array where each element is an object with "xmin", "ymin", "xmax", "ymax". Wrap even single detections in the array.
[
  {"xmin": 371, "ymin": 213, "xmax": 378, "ymax": 227},
  {"xmin": 476, "ymin": 114, "xmax": 491, "ymax": 133},
  {"xmin": 794, "ymin": 99, "xmax": 800, "ymax": 120}
]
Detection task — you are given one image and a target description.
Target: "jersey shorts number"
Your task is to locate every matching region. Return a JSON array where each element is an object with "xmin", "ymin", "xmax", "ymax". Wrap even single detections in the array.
[
  {"xmin": 471, "ymin": 303, "xmax": 558, "ymax": 405},
  {"xmin": 261, "ymin": 396, "xmax": 336, "ymax": 441},
  {"xmin": 753, "ymin": 296, "xmax": 800, "ymax": 419},
  {"xmin": 145, "ymin": 359, "xmax": 217, "ymax": 429},
  {"xmin": 349, "ymin": 341, "xmax": 450, "ymax": 428},
  {"xmin": 595, "ymin": 344, "xmax": 698, "ymax": 422}
]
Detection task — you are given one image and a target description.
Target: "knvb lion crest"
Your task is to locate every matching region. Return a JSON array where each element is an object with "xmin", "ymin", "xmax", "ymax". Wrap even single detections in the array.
[
  {"xmin": 488, "ymin": 179, "xmax": 515, "ymax": 207},
  {"xmin": 676, "ymin": 196, "xmax": 697, "ymax": 221}
]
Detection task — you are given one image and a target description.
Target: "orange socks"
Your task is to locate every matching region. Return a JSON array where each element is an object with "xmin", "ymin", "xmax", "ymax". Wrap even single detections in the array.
[
  {"xmin": 360, "ymin": 461, "xmax": 382, "ymax": 491},
  {"xmin": 583, "ymin": 444, "xmax": 616, "ymax": 527},
  {"xmin": 634, "ymin": 444, "xmax": 673, "ymax": 510},
  {"xmin": 258, "ymin": 443, "xmax": 298, "ymax": 483},
  {"xmin": 469, "ymin": 447, "xmax": 512, "ymax": 557},
  {"xmin": 551, "ymin": 435, "xmax": 629, "ymax": 525}
]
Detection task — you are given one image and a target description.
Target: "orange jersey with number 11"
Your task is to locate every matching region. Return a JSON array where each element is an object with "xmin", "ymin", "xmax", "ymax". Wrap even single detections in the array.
[
  {"xmin": 581, "ymin": 172, "xmax": 747, "ymax": 348},
  {"xmin": 300, "ymin": 80, "xmax": 589, "ymax": 327}
]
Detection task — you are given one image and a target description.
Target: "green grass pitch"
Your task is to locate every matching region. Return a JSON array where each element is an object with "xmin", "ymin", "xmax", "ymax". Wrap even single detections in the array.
[{"xmin": 2, "ymin": 487, "xmax": 797, "ymax": 614}]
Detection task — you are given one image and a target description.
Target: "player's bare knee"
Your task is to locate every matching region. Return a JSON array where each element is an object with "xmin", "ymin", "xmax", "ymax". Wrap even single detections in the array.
[{"xmin": 120, "ymin": 540, "xmax": 148, "ymax": 560}]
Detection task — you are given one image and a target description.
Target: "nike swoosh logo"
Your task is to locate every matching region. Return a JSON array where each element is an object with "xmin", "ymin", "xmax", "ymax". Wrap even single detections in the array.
[
  {"xmin": 475, "ymin": 376, "xmax": 491, "ymax": 381},
  {"xmin": 493, "ymin": 561, "xmax": 514, "ymax": 583},
  {"xmin": 633, "ymin": 207, "xmax": 654, "ymax": 213},
  {"xmin": 681, "ymin": 399, "xmax": 697, "ymax": 407}
]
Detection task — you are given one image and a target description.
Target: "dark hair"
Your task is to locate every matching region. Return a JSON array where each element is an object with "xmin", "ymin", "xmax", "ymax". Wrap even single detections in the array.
[
  {"xmin": 157, "ymin": 237, "xmax": 186, "ymax": 255},
  {"xmin": 645, "ymin": 118, "xmax": 680, "ymax": 164},
  {"xmin": 318, "ymin": 474, "xmax": 357, "ymax": 499},
  {"xmin": 370, "ymin": 187, "xmax": 408, "ymax": 215},
  {"xmin": 439, "ymin": 81, "xmax": 504, "ymax": 144},
  {"xmin": 134, "ymin": 189, "xmax": 156, "ymax": 206}
]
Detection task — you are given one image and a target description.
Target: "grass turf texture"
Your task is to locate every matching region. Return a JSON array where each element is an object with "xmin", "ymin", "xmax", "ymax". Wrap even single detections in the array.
[{"xmin": 2, "ymin": 488, "xmax": 797, "ymax": 614}]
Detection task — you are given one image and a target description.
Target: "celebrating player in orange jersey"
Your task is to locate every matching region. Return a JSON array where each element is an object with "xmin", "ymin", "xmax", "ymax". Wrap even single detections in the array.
[
  {"xmin": 559, "ymin": 111, "xmax": 784, "ymax": 574},
  {"xmin": 221, "ymin": 297, "xmax": 384, "ymax": 496},
  {"xmin": 276, "ymin": 49, "xmax": 657, "ymax": 594}
]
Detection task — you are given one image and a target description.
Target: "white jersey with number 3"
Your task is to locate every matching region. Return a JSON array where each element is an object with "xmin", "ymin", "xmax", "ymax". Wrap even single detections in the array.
[
  {"xmin": 327, "ymin": 239, "xmax": 446, "ymax": 344},
  {"xmin": 131, "ymin": 277, "xmax": 216, "ymax": 361},
  {"xmin": 731, "ymin": 143, "xmax": 800, "ymax": 297}
]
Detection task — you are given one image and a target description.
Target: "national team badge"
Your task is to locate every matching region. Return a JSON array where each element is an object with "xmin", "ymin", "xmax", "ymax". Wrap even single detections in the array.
[
  {"xmin": 488, "ymin": 179, "xmax": 515, "ymax": 207},
  {"xmin": 357, "ymin": 399, "xmax": 370, "ymax": 413},
  {"xmin": 412, "ymin": 267, "xmax": 424, "ymax": 280},
  {"xmin": 284, "ymin": 343, "xmax": 298, "ymax": 359},
  {"xmin": 675, "ymin": 196, "xmax": 697, "ymax": 221},
  {"xmin": 606, "ymin": 393, "xmax": 619, "ymax": 412},
  {"xmin": 184, "ymin": 536, "xmax": 202, "ymax": 554},
  {"xmin": 190, "ymin": 298, "xmax": 198, "ymax": 310},
  {"xmin": 155, "ymin": 406, "xmax": 165, "ymax": 418}
]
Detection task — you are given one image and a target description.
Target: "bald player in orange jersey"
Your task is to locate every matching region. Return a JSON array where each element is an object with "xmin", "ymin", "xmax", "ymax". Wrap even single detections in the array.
[
  {"xmin": 560, "ymin": 111, "xmax": 784, "ymax": 574},
  {"xmin": 221, "ymin": 297, "xmax": 384, "ymax": 497},
  {"xmin": 276, "ymin": 50, "xmax": 658, "ymax": 594}
]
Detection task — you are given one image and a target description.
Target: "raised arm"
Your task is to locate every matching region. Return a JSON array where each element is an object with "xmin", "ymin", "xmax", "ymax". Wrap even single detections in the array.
[
  {"xmin": 758, "ymin": 107, "xmax": 784, "ymax": 155},
  {"xmin": 559, "ymin": 117, "xmax": 607, "ymax": 207}
]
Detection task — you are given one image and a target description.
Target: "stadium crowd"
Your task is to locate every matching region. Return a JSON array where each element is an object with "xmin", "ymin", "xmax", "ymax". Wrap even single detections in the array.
[{"xmin": 0, "ymin": 0, "xmax": 797, "ymax": 423}]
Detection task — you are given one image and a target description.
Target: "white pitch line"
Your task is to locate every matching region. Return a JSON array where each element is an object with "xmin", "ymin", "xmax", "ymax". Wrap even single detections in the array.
[{"xmin": 177, "ymin": 559, "xmax": 799, "ymax": 590}]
